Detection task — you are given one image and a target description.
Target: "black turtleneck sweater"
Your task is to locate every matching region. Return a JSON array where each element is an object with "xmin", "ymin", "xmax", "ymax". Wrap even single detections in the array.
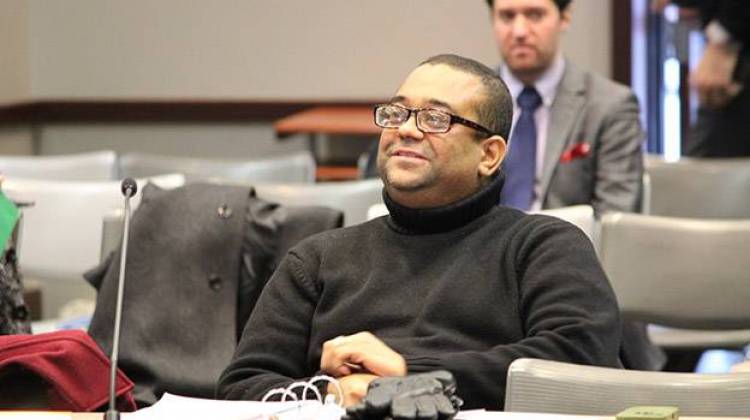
[{"xmin": 217, "ymin": 175, "xmax": 622, "ymax": 410}]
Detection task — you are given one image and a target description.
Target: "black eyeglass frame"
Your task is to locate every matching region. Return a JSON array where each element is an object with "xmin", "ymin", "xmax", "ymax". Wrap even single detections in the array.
[{"xmin": 373, "ymin": 103, "xmax": 496, "ymax": 136}]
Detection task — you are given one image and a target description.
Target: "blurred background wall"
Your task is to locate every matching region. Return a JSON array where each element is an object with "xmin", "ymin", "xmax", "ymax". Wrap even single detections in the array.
[
  {"xmin": 0, "ymin": 0, "xmax": 32, "ymax": 154},
  {"xmin": 27, "ymin": 0, "xmax": 611, "ymax": 99},
  {"xmin": 1, "ymin": 0, "xmax": 613, "ymax": 159}
]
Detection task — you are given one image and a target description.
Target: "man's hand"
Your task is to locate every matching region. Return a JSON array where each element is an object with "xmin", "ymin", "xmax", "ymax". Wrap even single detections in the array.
[
  {"xmin": 320, "ymin": 331, "xmax": 407, "ymax": 378},
  {"xmin": 692, "ymin": 42, "xmax": 743, "ymax": 109},
  {"xmin": 651, "ymin": 0, "xmax": 702, "ymax": 22},
  {"xmin": 327, "ymin": 373, "xmax": 378, "ymax": 407},
  {"xmin": 650, "ymin": 0, "xmax": 671, "ymax": 12}
]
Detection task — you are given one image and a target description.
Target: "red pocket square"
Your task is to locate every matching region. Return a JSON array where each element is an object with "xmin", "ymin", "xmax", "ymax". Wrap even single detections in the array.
[{"xmin": 560, "ymin": 142, "xmax": 591, "ymax": 163}]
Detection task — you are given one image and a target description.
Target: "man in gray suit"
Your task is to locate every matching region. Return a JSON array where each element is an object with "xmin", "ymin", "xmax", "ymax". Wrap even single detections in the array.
[
  {"xmin": 487, "ymin": 0, "xmax": 644, "ymax": 215},
  {"xmin": 488, "ymin": 0, "xmax": 661, "ymax": 372}
]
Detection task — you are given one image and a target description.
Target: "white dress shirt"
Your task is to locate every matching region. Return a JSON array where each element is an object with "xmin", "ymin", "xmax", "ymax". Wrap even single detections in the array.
[{"xmin": 500, "ymin": 54, "xmax": 566, "ymax": 211}]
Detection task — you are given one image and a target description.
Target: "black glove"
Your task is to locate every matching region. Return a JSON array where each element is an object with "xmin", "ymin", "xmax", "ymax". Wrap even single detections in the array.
[
  {"xmin": 391, "ymin": 387, "xmax": 458, "ymax": 420},
  {"xmin": 342, "ymin": 370, "xmax": 463, "ymax": 420}
]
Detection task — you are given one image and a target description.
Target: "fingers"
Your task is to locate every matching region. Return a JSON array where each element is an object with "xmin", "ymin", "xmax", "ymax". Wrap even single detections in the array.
[
  {"xmin": 341, "ymin": 376, "xmax": 368, "ymax": 407},
  {"xmin": 692, "ymin": 68, "xmax": 737, "ymax": 108},
  {"xmin": 414, "ymin": 394, "xmax": 438, "ymax": 420},
  {"xmin": 365, "ymin": 377, "xmax": 400, "ymax": 414},
  {"xmin": 433, "ymin": 393, "xmax": 458, "ymax": 420},
  {"xmin": 392, "ymin": 392, "xmax": 452, "ymax": 420},
  {"xmin": 332, "ymin": 373, "xmax": 379, "ymax": 408},
  {"xmin": 691, "ymin": 42, "xmax": 742, "ymax": 109},
  {"xmin": 391, "ymin": 394, "xmax": 417, "ymax": 420},
  {"xmin": 321, "ymin": 335, "xmax": 361, "ymax": 377},
  {"xmin": 694, "ymin": 81, "xmax": 742, "ymax": 109},
  {"xmin": 320, "ymin": 332, "xmax": 407, "ymax": 378}
]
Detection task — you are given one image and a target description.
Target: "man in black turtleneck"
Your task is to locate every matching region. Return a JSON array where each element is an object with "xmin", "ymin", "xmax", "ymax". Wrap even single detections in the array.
[{"xmin": 217, "ymin": 54, "xmax": 621, "ymax": 410}]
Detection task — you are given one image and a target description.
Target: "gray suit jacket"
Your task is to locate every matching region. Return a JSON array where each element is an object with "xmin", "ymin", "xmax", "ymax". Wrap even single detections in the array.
[{"xmin": 541, "ymin": 62, "xmax": 644, "ymax": 215}]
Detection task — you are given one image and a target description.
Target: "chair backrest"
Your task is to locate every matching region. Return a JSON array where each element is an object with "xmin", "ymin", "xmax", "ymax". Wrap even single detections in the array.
[
  {"xmin": 535, "ymin": 205, "xmax": 596, "ymax": 244},
  {"xmin": 119, "ymin": 151, "xmax": 316, "ymax": 184},
  {"xmin": 100, "ymin": 209, "xmax": 125, "ymax": 262},
  {"xmin": 645, "ymin": 156, "xmax": 750, "ymax": 218},
  {"xmin": 367, "ymin": 203, "xmax": 388, "ymax": 220},
  {"xmin": 3, "ymin": 174, "xmax": 185, "ymax": 282},
  {"xmin": 641, "ymin": 172, "xmax": 651, "ymax": 215},
  {"xmin": 598, "ymin": 212, "xmax": 750, "ymax": 330},
  {"xmin": 255, "ymin": 179, "xmax": 383, "ymax": 226},
  {"xmin": 505, "ymin": 358, "xmax": 750, "ymax": 416},
  {"xmin": 0, "ymin": 151, "xmax": 117, "ymax": 181}
]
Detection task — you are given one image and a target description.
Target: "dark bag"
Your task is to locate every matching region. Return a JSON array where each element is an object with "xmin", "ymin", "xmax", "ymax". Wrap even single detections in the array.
[{"xmin": 0, "ymin": 246, "xmax": 31, "ymax": 336}]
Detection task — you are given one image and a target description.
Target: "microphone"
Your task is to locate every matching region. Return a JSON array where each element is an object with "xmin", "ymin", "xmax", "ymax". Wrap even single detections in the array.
[
  {"xmin": 120, "ymin": 178, "xmax": 137, "ymax": 198},
  {"xmin": 106, "ymin": 178, "xmax": 138, "ymax": 420}
]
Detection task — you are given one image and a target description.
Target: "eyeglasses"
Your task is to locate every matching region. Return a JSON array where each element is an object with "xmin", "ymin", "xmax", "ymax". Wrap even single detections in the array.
[{"xmin": 373, "ymin": 103, "xmax": 495, "ymax": 136}]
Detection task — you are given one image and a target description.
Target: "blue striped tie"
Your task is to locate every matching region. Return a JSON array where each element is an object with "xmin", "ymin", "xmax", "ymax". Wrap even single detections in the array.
[{"xmin": 500, "ymin": 86, "xmax": 542, "ymax": 210}]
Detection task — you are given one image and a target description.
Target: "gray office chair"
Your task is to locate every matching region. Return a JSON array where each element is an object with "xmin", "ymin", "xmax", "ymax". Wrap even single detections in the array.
[
  {"xmin": 505, "ymin": 358, "xmax": 750, "ymax": 416},
  {"xmin": 645, "ymin": 156, "xmax": 750, "ymax": 218},
  {"xmin": 3, "ymin": 174, "xmax": 185, "ymax": 318},
  {"xmin": 599, "ymin": 212, "xmax": 750, "ymax": 351},
  {"xmin": 535, "ymin": 205, "xmax": 596, "ymax": 245},
  {"xmin": 367, "ymin": 203, "xmax": 388, "ymax": 220},
  {"xmin": 255, "ymin": 179, "xmax": 383, "ymax": 227},
  {"xmin": 119, "ymin": 151, "xmax": 316, "ymax": 184},
  {"xmin": 641, "ymin": 172, "xmax": 651, "ymax": 215},
  {"xmin": 0, "ymin": 150, "xmax": 117, "ymax": 181}
]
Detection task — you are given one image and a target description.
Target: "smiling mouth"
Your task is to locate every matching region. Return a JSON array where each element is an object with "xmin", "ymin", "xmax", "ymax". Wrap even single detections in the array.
[{"xmin": 391, "ymin": 150, "xmax": 427, "ymax": 160}]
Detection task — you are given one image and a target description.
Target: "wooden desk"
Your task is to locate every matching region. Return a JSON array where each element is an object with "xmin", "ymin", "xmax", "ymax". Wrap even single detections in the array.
[
  {"xmin": 2, "ymin": 410, "xmax": 739, "ymax": 420},
  {"xmin": 274, "ymin": 105, "xmax": 380, "ymax": 181},
  {"xmin": 274, "ymin": 105, "xmax": 380, "ymax": 137}
]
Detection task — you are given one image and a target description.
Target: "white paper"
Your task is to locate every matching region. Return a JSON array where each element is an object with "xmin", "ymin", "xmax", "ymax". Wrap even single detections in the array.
[
  {"xmin": 120, "ymin": 394, "xmax": 621, "ymax": 420},
  {"xmin": 122, "ymin": 393, "xmax": 342, "ymax": 420},
  {"xmin": 0, "ymin": 414, "xmax": 72, "ymax": 420}
]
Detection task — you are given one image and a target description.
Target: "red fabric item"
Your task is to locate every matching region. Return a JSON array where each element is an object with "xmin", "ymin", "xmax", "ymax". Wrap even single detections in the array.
[
  {"xmin": 560, "ymin": 142, "xmax": 591, "ymax": 163},
  {"xmin": 0, "ymin": 330, "xmax": 137, "ymax": 412}
]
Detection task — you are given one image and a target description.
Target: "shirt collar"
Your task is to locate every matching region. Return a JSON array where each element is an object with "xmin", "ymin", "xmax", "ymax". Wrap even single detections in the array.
[{"xmin": 500, "ymin": 53, "xmax": 566, "ymax": 108}]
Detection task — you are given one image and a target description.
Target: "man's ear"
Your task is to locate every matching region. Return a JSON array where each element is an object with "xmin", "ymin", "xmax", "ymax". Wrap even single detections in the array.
[
  {"xmin": 560, "ymin": 5, "xmax": 572, "ymax": 32},
  {"xmin": 478, "ymin": 135, "xmax": 506, "ymax": 177}
]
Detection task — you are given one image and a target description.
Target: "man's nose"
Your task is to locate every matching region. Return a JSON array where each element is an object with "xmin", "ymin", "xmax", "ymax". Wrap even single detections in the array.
[
  {"xmin": 397, "ymin": 113, "xmax": 424, "ymax": 140},
  {"xmin": 511, "ymin": 16, "xmax": 529, "ymax": 37}
]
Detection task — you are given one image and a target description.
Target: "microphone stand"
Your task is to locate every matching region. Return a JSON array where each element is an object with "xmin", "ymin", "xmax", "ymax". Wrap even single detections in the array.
[{"xmin": 106, "ymin": 178, "xmax": 137, "ymax": 420}]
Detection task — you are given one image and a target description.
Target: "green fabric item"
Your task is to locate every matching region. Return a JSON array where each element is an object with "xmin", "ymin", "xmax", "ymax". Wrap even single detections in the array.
[{"xmin": 0, "ymin": 191, "xmax": 20, "ymax": 254}]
